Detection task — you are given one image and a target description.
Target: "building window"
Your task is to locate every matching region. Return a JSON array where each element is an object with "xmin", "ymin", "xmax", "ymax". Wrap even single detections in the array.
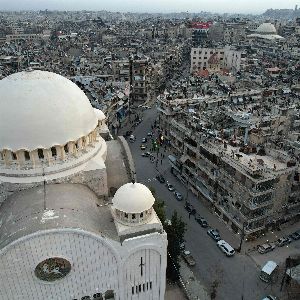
[
  {"xmin": 24, "ymin": 151, "xmax": 30, "ymax": 161},
  {"xmin": 0, "ymin": 151, "xmax": 3, "ymax": 160},
  {"xmin": 93, "ymin": 293, "xmax": 102, "ymax": 299},
  {"xmin": 139, "ymin": 285, "xmax": 141, "ymax": 292},
  {"xmin": 132, "ymin": 287, "xmax": 134, "ymax": 295},
  {"xmin": 132, "ymin": 214, "xmax": 136, "ymax": 220},
  {"xmin": 64, "ymin": 144, "xmax": 69, "ymax": 153},
  {"xmin": 140, "ymin": 212, "xmax": 143, "ymax": 218},
  {"xmin": 12, "ymin": 152, "xmax": 17, "ymax": 160},
  {"xmin": 37, "ymin": 149, "xmax": 44, "ymax": 159},
  {"xmin": 143, "ymin": 283, "xmax": 145, "ymax": 292},
  {"xmin": 125, "ymin": 213, "xmax": 128, "ymax": 218},
  {"xmin": 51, "ymin": 147, "xmax": 57, "ymax": 157},
  {"xmin": 150, "ymin": 282, "xmax": 152, "ymax": 289}
]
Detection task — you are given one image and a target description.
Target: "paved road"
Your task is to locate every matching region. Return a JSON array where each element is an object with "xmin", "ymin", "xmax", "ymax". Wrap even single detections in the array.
[{"xmin": 122, "ymin": 106, "xmax": 283, "ymax": 300}]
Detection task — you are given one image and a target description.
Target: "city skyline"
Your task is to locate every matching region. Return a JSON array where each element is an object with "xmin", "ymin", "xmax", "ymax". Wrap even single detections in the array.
[{"xmin": 0, "ymin": 0, "xmax": 298, "ymax": 14}]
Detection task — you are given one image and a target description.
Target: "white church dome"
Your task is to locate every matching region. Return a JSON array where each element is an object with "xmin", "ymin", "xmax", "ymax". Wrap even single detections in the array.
[
  {"xmin": 0, "ymin": 70, "xmax": 98, "ymax": 151},
  {"xmin": 256, "ymin": 23, "xmax": 277, "ymax": 34},
  {"xmin": 94, "ymin": 108, "xmax": 106, "ymax": 121},
  {"xmin": 112, "ymin": 183, "xmax": 155, "ymax": 214}
]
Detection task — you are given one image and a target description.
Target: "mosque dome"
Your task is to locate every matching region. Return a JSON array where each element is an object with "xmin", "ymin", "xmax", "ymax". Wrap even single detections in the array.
[
  {"xmin": 256, "ymin": 23, "xmax": 277, "ymax": 35},
  {"xmin": 112, "ymin": 183, "xmax": 155, "ymax": 214},
  {"xmin": 0, "ymin": 70, "xmax": 98, "ymax": 152}
]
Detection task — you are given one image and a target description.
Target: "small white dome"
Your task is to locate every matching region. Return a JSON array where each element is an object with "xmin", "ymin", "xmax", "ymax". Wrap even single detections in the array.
[
  {"xmin": 0, "ymin": 70, "xmax": 98, "ymax": 151},
  {"xmin": 256, "ymin": 23, "xmax": 277, "ymax": 34},
  {"xmin": 112, "ymin": 183, "xmax": 155, "ymax": 214}
]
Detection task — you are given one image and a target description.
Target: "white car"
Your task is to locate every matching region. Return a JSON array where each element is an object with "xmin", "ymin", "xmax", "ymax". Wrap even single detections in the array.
[
  {"xmin": 262, "ymin": 296, "xmax": 277, "ymax": 300},
  {"xmin": 217, "ymin": 240, "xmax": 235, "ymax": 256}
]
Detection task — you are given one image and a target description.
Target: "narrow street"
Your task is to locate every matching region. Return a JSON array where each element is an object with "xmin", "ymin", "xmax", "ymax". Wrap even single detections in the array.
[{"xmin": 120, "ymin": 106, "xmax": 290, "ymax": 300}]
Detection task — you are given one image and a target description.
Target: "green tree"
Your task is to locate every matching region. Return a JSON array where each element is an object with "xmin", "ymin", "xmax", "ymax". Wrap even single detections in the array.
[{"xmin": 151, "ymin": 186, "xmax": 187, "ymax": 281}]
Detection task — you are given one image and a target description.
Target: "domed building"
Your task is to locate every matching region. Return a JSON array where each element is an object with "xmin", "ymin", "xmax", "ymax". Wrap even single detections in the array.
[
  {"xmin": 0, "ymin": 71, "xmax": 167, "ymax": 300},
  {"xmin": 247, "ymin": 22, "xmax": 284, "ymax": 41}
]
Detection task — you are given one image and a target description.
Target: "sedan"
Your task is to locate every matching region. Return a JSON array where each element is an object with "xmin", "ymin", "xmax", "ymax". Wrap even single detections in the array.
[
  {"xmin": 275, "ymin": 237, "xmax": 291, "ymax": 247},
  {"xmin": 156, "ymin": 174, "xmax": 165, "ymax": 183},
  {"xmin": 147, "ymin": 132, "xmax": 153, "ymax": 137},
  {"xmin": 184, "ymin": 202, "xmax": 196, "ymax": 214},
  {"xmin": 257, "ymin": 243, "xmax": 275, "ymax": 254},
  {"xmin": 142, "ymin": 137, "xmax": 147, "ymax": 143},
  {"xmin": 141, "ymin": 152, "xmax": 150, "ymax": 157},
  {"xmin": 140, "ymin": 144, "xmax": 146, "ymax": 150},
  {"xmin": 174, "ymin": 191, "xmax": 183, "ymax": 201},
  {"xmin": 195, "ymin": 214, "xmax": 208, "ymax": 228},
  {"xmin": 217, "ymin": 240, "xmax": 235, "ymax": 257},
  {"xmin": 207, "ymin": 229, "xmax": 221, "ymax": 241},
  {"xmin": 166, "ymin": 182, "xmax": 175, "ymax": 191}
]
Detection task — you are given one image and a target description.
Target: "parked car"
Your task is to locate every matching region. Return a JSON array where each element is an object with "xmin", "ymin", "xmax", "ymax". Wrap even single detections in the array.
[
  {"xmin": 290, "ymin": 230, "xmax": 300, "ymax": 240},
  {"xmin": 166, "ymin": 182, "xmax": 175, "ymax": 191},
  {"xmin": 140, "ymin": 144, "xmax": 146, "ymax": 150},
  {"xmin": 275, "ymin": 237, "xmax": 291, "ymax": 247},
  {"xmin": 141, "ymin": 152, "xmax": 150, "ymax": 157},
  {"xmin": 261, "ymin": 296, "xmax": 277, "ymax": 300},
  {"xmin": 184, "ymin": 202, "xmax": 196, "ymax": 214},
  {"xmin": 257, "ymin": 243, "xmax": 276, "ymax": 254},
  {"xmin": 195, "ymin": 214, "xmax": 208, "ymax": 228},
  {"xmin": 181, "ymin": 250, "xmax": 196, "ymax": 266},
  {"xmin": 217, "ymin": 240, "xmax": 235, "ymax": 257},
  {"xmin": 147, "ymin": 132, "xmax": 153, "ymax": 137},
  {"xmin": 125, "ymin": 130, "xmax": 132, "ymax": 137},
  {"xmin": 156, "ymin": 174, "xmax": 165, "ymax": 183},
  {"xmin": 207, "ymin": 229, "xmax": 221, "ymax": 241},
  {"xmin": 174, "ymin": 191, "xmax": 183, "ymax": 201},
  {"xmin": 129, "ymin": 135, "xmax": 136, "ymax": 143},
  {"xmin": 142, "ymin": 137, "xmax": 147, "ymax": 143}
]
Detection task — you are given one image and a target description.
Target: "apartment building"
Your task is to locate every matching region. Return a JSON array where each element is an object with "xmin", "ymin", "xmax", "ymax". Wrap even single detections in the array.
[
  {"xmin": 190, "ymin": 46, "xmax": 245, "ymax": 74},
  {"xmin": 157, "ymin": 96, "xmax": 299, "ymax": 238}
]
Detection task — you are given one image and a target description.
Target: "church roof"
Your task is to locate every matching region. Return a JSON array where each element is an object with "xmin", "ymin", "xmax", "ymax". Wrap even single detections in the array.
[
  {"xmin": 112, "ymin": 183, "xmax": 155, "ymax": 214},
  {"xmin": 0, "ymin": 70, "xmax": 99, "ymax": 152},
  {"xmin": 0, "ymin": 184, "xmax": 119, "ymax": 250}
]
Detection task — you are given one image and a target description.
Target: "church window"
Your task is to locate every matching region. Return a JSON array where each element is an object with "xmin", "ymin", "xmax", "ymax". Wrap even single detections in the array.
[
  {"xmin": 24, "ymin": 151, "xmax": 30, "ymax": 161},
  {"xmin": 35, "ymin": 257, "xmax": 71, "ymax": 281},
  {"xmin": 150, "ymin": 282, "xmax": 152, "ymax": 289},
  {"xmin": 139, "ymin": 284, "xmax": 141, "ymax": 292},
  {"xmin": 132, "ymin": 287, "xmax": 134, "ymax": 295},
  {"xmin": 140, "ymin": 212, "xmax": 143, "ymax": 218},
  {"xmin": 93, "ymin": 293, "xmax": 102, "ymax": 299},
  {"xmin": 125, "ymin": 213, "xmax": 128, "ymax": 218},
  {"xmin": 147, "ymin": 282, "xmax": 149, "ymax": 290},
  {"xmin": 143, "ymin": 283, "xmax": 145, "ymax": 292},
  {"xmin": 37, "ymin": 149, "xmax": 44, "ymax": 159},
  {"xmin": 12, "ymin": 152, "xmax": 17, "ymax": 160},
  {"xmin": 51, "ymin": 147, "xmax": 57, "ymax": 157},
  {"xmin": 64, "ymin": 144, "xmax": 69, "ymax": 153},
  {"xmin": 75, "ymin": 142, "xmax": 79, "ymax": 149},
  {"xmin": 132, "ymin": 213, "xmax": 136, "ymax": 220}
]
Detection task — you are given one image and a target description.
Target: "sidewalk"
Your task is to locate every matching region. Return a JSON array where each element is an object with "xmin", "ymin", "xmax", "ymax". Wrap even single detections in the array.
[{"xmin": 178, "ymin": 260, "xmax": 210, "ymax": 300}]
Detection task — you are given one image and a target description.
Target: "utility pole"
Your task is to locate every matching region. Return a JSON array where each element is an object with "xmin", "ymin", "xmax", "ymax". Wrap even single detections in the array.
[{"xmin": 237, "ymin": 222, "xmax": 246, "ymax": 253}]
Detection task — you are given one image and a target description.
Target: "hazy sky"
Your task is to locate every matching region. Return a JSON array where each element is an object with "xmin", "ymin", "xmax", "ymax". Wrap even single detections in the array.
[{"xmin": 0, "ymin": 0, "xmax": 298, "ymax": 14}]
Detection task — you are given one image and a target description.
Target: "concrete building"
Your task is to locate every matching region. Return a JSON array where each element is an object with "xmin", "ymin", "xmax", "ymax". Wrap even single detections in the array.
[
  {"xmin": 190, "ymin": 46, "xmax": 245, "ymax": 74},
  {"xmin": 157, "ymin": 94, "xmax": 299, "ymax": 239},
  {"xmin": 0, "ymin": 70, "xmax": 167, "ymax": 300}
]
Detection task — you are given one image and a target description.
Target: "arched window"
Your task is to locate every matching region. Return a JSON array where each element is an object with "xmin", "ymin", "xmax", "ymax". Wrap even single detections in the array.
[
  {"xmin": 24, "ymin": 151, "xmax": 30, "ymax": 161},
  {"xmin": 12, "ymin": 152, "xmax": 17, "ymax": 160},
  {"xmin": 64, "ymin": 144, "xmax": 69, "ymax": 154},
  {"xmin": 124, "ymin": 213, "xmax": 128, "ymax": 219},
  {"xmin": 37, "ymin": 149, "xmax": 44, "ymax": 159},
  {"xmin": 51, "ymin": 147, "xmax": 57, "ymax": 157},
  {"xmin": 140, "ymin": 212, "xmax": 144, "ymax": 218},
  {"xmin": 132, "ymin": 214, "xmax": 136, "ymax": 220}
]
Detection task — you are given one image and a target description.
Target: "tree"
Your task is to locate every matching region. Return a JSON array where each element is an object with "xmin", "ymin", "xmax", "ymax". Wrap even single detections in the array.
[
  {"xmin": 151, "ymin": 188, "xmax": 187, "ymax": 281},
  {"xmin": 165, "ymin": 211, "xmax": 186, "ymax": 281}
]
